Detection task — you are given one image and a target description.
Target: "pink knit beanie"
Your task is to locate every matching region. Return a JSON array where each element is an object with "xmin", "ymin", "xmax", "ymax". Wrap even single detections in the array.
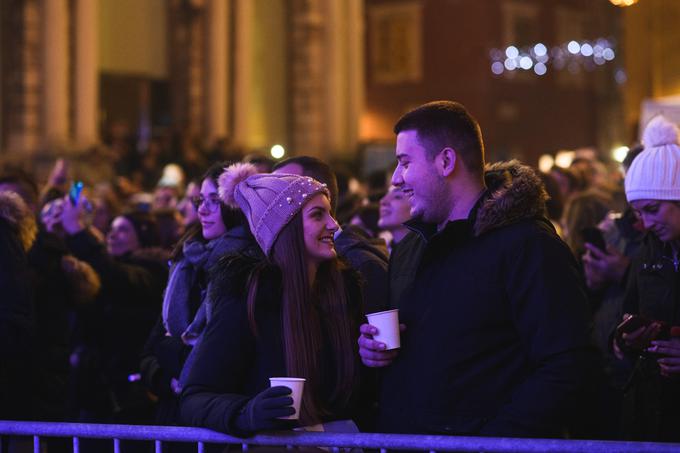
[{"xmin": 218, "ymin": 163, "xmax": 330, "ymax": 256}]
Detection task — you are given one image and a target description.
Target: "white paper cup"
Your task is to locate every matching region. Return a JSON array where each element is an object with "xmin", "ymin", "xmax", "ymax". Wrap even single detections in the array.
[
  {"xmin": 366, "ymin": 308, "xmax": 400, "ymax": 350},
  {"xmin": 269, "ymin": 377, "xmax": 305, "ymax": 420}
]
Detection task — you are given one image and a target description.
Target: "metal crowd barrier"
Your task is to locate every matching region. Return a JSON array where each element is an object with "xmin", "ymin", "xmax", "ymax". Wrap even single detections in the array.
[{"xmin": 1, "ymin": 421, "xmax": 680, "ymax": 453}]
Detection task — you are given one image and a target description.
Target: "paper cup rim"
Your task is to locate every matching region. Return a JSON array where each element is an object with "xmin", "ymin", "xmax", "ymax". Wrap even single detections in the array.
[
  {"xmin": 269, "ymin": 377, "xmax": 306, "ymax": 382},
  {"xmin": 366, "ymin": 308, "xmax": 399, "ymax": 318}
]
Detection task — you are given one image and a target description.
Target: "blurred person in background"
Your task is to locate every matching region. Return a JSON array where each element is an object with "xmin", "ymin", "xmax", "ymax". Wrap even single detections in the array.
[
  {"xmin": 378, "ymin": 185, "xmax": 412, "ymax": 255},
  {"xmin": 0, "ymin": 191, "xmax": 36, "ymax": 422},
  {"xmin": 59, "ymin": 200, "xmax": 168, "ymax": 431},
  {"xmin": 176, "ymin": 179, "xmax": 201, "ymax": 228}
]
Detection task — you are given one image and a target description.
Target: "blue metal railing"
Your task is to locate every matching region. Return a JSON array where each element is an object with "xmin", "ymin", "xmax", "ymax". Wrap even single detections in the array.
[{"xmin": 1, "ymin": 421, "xmax": 680, "ymax": 453}]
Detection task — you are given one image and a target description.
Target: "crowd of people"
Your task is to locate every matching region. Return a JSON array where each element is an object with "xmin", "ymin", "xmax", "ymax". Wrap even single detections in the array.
[{"xmin": 1, "ymin": 100, "xmax": 680, "ymax": 450}]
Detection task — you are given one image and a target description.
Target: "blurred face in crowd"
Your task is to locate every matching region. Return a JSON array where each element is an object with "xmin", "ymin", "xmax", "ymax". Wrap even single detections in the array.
[
  {"xmin": 392, "ymin": 130, "xmax": 448, "ymax": 224},
  {"xmin": 630, "ymin": 199, "xmax": 680, "ymax": 242},
  {"xmin": 379, "ymin": 186, "xmax": 412, "ymax": 231},
  {"xmin": 177, "ymin": 182, "xmax": 200, "ymax": 227},
  {"xmin": 303, "ymin": 194, "xmax": 339, "ymax": 266},
  {"xmin": 196, "ymin": 178, "xmax": 226, "ymax": 240},
  {"xmin": 107, "ymin": 216, "xmax": 140, "ymax": 257},
  {"xmin": 153, "ymin": 187, "xmax": 178, "ymax": 210}
]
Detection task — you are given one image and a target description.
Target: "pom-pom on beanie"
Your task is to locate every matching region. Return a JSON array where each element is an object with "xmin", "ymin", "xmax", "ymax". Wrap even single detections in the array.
[
  {"xmin": 625, "ymin": 115, "xmax": 680, "ymax": 202},
  {"xmin": 218, "ymin": 163, "xmax": 330, "ymax": 256}
]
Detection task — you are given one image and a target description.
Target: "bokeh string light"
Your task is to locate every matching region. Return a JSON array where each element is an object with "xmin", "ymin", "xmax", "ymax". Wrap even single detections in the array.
[{"xmin": 489, "ymin": 38, "xmax": 622, "ymax": 80}]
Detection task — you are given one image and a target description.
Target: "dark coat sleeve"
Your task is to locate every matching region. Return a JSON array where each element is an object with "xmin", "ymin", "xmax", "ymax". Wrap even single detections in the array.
[
  {"xmin": 140, "ymin": 316, "xmax": 190, "ymax": 397},
  {"xmin": 179, "ymin": 286, "xmax": 254, "ymax": 434},
  {"xmin": 479, "ymin": 225, "xmax": 596, "ymax": 437},
  {"xmin": 0, "ymin": 221, "xmax": 35, "ymax": 419}
]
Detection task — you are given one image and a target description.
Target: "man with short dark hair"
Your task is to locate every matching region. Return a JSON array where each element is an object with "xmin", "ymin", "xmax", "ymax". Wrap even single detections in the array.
[
  {"xmin": 359, "ymin": 101, "xmax": 596, "ymax": 437},
  {"xmin": 274, "ymin": 156, "xmax": 388, "ymax": 314}
]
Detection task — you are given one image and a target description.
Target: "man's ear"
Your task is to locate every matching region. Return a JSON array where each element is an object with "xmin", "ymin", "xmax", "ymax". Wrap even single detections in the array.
[{"xmin": 438, "ymin": 147, "xmax": 456, "ymax": 177}]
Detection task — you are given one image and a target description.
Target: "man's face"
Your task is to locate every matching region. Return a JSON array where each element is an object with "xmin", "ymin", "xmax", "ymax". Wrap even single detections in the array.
[{"xmin": 391, "ymin": 130, "xmax": 447, "ymax": 224}]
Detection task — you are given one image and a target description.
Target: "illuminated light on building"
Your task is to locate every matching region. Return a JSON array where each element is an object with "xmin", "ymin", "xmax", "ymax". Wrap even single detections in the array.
[
  {"xmin": 612, "ymin": 146, "xmax": 630, "ymax": 163},
  {"xmin": 538, "ymin": 154, "xmax": 555, "ymax": 173},
  {"xmin": 580, "ymin": 43, "xmax": 594, "ymax": 57},
  {"xmin": 271, "ymin": 144, "xmax": 285, "ymax": 159},
  {"xmin": 609, "ymin": 0, "xmax": 639, "ymax": 6},
  {"xmin": 519, "ymin": 56, "xmax": 533, "ymax": 70},
  {"xmin": 615, "ymin": 69, "xmax": 627, "ymax": 85},
  {"xmin": 534, "ymin": 63, "xmax": 547, "ymax": 76},
  {"xmin": 505, "ymin": 46, "xmax": 519, "ymax": 59},
  {"xmin": 567, "ymin": 41, "xmax": 581, "ymax": 55},
  {"xmin": 533, "ymin": 43, "xmax": 547, "ymax": 57},
  {"xmin": 489, "ymin": 37, "xmax": 616, "ymax": 76}
]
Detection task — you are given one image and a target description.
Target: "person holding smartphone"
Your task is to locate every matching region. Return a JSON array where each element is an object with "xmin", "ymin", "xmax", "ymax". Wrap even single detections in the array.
[{"xmin": 613, "ymin": 115, "xmax": 680, "ymax": 441}]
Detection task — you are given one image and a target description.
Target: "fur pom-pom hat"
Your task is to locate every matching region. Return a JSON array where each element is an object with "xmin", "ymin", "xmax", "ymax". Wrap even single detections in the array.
[
  {"xmin": 625, "ymin": 115, "xmax": 680, "ymax": 202},
  {"xmin": 218, "ymin": 163, "xmax": 330, "ymax": 256}
]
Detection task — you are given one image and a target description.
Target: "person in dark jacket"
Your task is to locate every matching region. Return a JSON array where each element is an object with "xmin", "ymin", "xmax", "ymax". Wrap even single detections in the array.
[
  {"xmin": 0, "ymin": 191, "xmax": 36, "ymax": 421},
  {"xmin": 359, "ymin": 101, "xmax": 597, "ymax": 438},
  {"xmin": 180, "ymin": 164, "xmax": 366, "ymax": 436},
  {"xmin": 140, "ymin": 162, "xmax": 253, "ymax": 429},
  {"xmin": 60, "ymin": 200, "xmax": 168, "ymax": 425},
  {"xmin": 273, "ymin": 156, "xmax": 389, "ymax": 314},
  {"xmin": 613, "ymin": 116, "xmax": 680, "ymax": 442}
]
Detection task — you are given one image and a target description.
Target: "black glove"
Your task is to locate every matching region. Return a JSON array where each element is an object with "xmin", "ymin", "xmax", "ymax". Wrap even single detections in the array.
[{"xmin": 233, "ymin": 386, "xmax": 296, "ymax": 433}]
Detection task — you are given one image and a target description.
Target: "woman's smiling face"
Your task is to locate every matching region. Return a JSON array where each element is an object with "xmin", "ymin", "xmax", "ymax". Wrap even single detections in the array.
[{"xmin": 302, "ymin": 193, "xmax": 339, "ymax": 265}]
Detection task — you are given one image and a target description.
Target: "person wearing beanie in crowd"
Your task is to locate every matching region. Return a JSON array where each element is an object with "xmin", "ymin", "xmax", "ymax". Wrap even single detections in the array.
[
  {"xmin": 613, "ymin": 115, "xmax": 680, "ymax": 442},
  {"xmin": 359, "ymin": 101, "xmax": 598, "ymax": 438},
  {"xmin": 59, "ymin": 198, "xmax": 168, "ymax": 432},
  {"xmin": 273, "ymin": 156, "xmax": 389, "ymax": 314},
  {"xmin": 180, "ymin": 163, "xmax": 369, "ymax": 436},
  {"xmin": 140, "ymin": 162, "xmax": 254, "ymax": 435}
]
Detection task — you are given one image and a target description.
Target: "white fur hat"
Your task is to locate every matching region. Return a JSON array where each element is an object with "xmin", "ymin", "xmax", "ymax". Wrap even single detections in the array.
[{"xmin": 625, "ymin": 115, "xmax": 680, "ymax": 202}]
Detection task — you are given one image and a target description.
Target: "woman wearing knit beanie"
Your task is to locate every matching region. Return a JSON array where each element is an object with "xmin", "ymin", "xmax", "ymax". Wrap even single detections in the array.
[
  {"xmin": 180, "ymin": 163, "xmax": 367, "ymax": 436},
  {"xmin": 613, "ymin": 115, "xmax": 680, "ymax": 441}
]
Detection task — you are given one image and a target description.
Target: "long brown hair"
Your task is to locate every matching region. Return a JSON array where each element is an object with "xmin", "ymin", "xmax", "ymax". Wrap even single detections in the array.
[{"xmin": 246, "ymin": 211, "xmax": 359, "ymax": 424}]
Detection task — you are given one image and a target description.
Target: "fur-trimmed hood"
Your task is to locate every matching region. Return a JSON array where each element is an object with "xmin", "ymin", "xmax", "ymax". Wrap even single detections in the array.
[
  {"xmin": 0, "ymin": 191, "xmax": 37, "ymax": 251},
  {"xmin": 474, "ymin": 160, "xmax": 548, "ymax": 236}
]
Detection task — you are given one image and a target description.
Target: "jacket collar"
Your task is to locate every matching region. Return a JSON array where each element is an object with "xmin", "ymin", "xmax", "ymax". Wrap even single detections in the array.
[{"xmin": 404, "ymin": 160, "xmax": 548, "ymax": 242}]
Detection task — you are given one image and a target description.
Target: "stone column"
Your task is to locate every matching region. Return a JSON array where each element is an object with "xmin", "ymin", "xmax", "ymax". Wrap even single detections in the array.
[
  {"xmin": 323, "ymin": 0, "xmax": 364, "ymax": 158},
  {"xmin": 2, "ymin": 0, "xmax": 43, "ymax": 154},
  {"xmin": 73, "ymin": 0, "xmax": 98, "ymax": 147},
  {"xmin": 204, "ymin": 0, "xmax": 229, "ymax": 144},
  {"xmin": 232, "ymin": 0, "xmax": 253, "ymax": 148},
  {"xmin": 168, "ymin": 0, "xmax": 205, "ymax": 141},
  {"xmin": 42, "ymin": 0, "xmax": 70, "ymax": 148},
  {"xmin": 288, "ymin": 0, "xmax": 326, "ymax": 156}
]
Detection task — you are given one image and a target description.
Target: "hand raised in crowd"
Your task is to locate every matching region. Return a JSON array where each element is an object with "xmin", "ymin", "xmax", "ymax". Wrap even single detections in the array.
[
  {"xmin": 358, "ymin": 323, "xmax": 405, "ymax": 367},
  {"xmin": 60, "ymin": 194, "xmax": 88, "ymax": 235},
  {"xmin": 582, "ymin": 243, "xmax": 630, "ymax": 290}
]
